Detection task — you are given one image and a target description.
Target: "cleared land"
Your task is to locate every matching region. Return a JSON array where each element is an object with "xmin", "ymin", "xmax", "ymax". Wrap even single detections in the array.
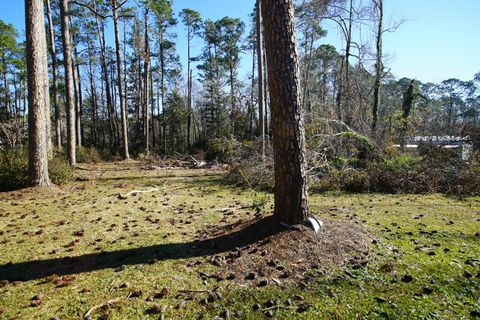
[{"xmin": 0, "ymin": 161, "xmax": 479, "ymax": 319}]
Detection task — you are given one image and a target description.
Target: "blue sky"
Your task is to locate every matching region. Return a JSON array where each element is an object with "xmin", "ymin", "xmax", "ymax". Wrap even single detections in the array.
[{"xmin": 1, "ymin": 0, "xmax": 479, "ymax": 84}]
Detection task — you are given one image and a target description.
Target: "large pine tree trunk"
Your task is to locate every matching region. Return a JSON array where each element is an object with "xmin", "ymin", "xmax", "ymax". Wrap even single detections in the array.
[
  {"xmin": 26, "ymin": 0, "xmax": 51, "ymax": 187},
  {"xmin": 60, "ymin": 0, "xmax": 76, "ymax": 166},
  {"xmin": 261, "ymin": 0, "xmax": 309, "ymax": 225}
]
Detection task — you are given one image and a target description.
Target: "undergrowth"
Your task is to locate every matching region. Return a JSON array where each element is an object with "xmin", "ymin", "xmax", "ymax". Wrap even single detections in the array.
[{"xmin": 0, "ymin": 147, "xmax": 74, "ymax": 191}]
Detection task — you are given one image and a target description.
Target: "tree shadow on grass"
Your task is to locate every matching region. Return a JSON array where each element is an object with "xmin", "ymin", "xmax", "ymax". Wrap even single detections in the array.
[{"xmin": 0, "ymin": 216, "xmax": 282, "ymax": 282}]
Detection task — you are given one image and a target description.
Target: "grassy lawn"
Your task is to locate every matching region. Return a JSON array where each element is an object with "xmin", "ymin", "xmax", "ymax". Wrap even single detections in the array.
[{"xmin": 0, "ymin": 161, "xmax": 479, "ymax": 319}]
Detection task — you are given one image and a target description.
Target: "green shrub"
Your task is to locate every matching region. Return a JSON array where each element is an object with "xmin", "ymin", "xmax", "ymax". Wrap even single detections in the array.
[
  {"xmin": 0, "ymin": 147, "xmax": 28, "ymax": 191},
  {"xmin": 380, "ymin": 154, "xmax": 422, "ymax": 171},
  {"xmin": 338, "ymin": 169, "xmax": 370, "ymax": 193},
  {"xmin": 49, "ymin": 156, "xmax": 74, "ymax": 185},
  {"xmin": 225, "ymin": 158, "xmax": 274, "ymax": 191},
  {"xmin": 76, "ymin": 146, "xmax": 101, "ymax": 163},
  {"xmin": 309, "ymin": 174, "xmax": 339, "ymax": 193},
  {"xmin": 0, "ymin": 147, "xmax": 73, "ymax": 191},
  {"xmin": 206, "ymin": 137, "xmax": 241, "ymax": 163}
]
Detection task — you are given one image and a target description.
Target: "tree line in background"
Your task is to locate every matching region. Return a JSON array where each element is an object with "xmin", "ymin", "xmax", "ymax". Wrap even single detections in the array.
[{"xmin": 1, "ymin": 0, "xmax": 480, "ymax": 187}]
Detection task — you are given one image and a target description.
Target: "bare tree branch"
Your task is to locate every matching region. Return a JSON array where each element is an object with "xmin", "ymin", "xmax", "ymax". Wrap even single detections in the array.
[{"xmin": 70, "ymin": 0, "xmax": 109, "ymax": 19}]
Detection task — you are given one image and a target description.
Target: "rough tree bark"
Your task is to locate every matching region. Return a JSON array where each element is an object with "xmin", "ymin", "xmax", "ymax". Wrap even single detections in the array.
[
  {"xmin": 60, "ymin": 0, "xmax": 76, "ymax": 166},
  {"xmin": 25, "ymin": 0, "xmax": 51, "ymax": 187},
  {"xmin": 261, "ymin": 0, "xmax": 309, "ymax": 225}
]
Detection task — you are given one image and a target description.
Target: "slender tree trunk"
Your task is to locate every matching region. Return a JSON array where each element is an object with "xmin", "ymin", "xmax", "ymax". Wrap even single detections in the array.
[
  {"xmin": 60, "ymin": 0, "xmax": 76, "ymax": 166},
  {"xmin": 321, "ymin": 60, "xmax": 328, "ymax": 104},
  {"xmin": 134, "ymin": 25, "xmax": 142, "ymax": 130},
  {"xmin": 336, "ymin": 0, "xmax": 353, "ymax": 124},
  {"xmin": 187, "ymin": 30, "xmax": 192, "ymax": 149},
  {"xmin": 99, "ymin": 65, "xmax": 106, "ymax": 147},
  {"xmin": 46, "ymin": 0, "xmax": 61, "ymax": 149},
  {"xmin": 372, "ymin": 0, "xmax": 383, "ymax": 132},
  {"xmin": 229, "ymin": 64, "xmax": 236, "ymax": 136},
  {"xmin": 160, "ymin": 30, "xmax": 167, "ymax": 154},
  {"xmin": 87, "ymin": 41, "xmax": 98, "ymax": 146},
  {"xmin": 256, "ymin": 0, "xmax": 265, "ymax": 156},
  {"xmin": 26, "ymin": 0, "xmax": 51, "ymax": 187},
  {"xmin": 93, "ymin": 4, "xmax": 115, "ymax": 149},
  {"xmin": 249, "ymin": 31, "xmax": 256, "ymax": 137},
  {"xmin": 301, "ymin": 31, "xmax": 315, "ymax": 113},
  {"xmin": 22, "ymin": 80, "xmax": 27, "ymax": 126},
  {"xmin": 156, "ymin": 78, "xmax": 161, "ymax": 149},
  {"xmin": 111, "ymin": 0, "xmax": 129, "ymax": 160},
  {"xmin": 1, "ymin": 56, "xmax": 9, "ymax": 117},
  {"xmin": 261, "ymin": 0, "xmax": 309, "ymax": 225},
  {"xmin": 143, "ymin": 7, "xmax": 150, "ymax": 152},
  {"xmin": 150, "ymin": 68, "xmax": 155, "ymax": 150},
  {"xmin": 110, "ymin": 61, "xmax": 121, "ymax": 147},
  {"xmin": 344, "ymin": 0, "xmax": 353, "ymax": 125},
  {"xmin": 73, "ymin": 43, "xmax": 83, "ymax": 146},
  {"xmin": 262, "ymin": 36, "xmax": 269, "ymax": 138},
  {"xmin": 71, "ymin": 44, "xmax": 81, "ymax": 147},
  {"xmin": 12, "ymin": 72, "xmax": 18, "ymax": 117},
  {"xmin": 122, "ymin": 18, "xmax": 128, "ymax": 137}
]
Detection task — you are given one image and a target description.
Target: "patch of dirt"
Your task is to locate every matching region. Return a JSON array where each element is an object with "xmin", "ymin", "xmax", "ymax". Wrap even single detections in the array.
[{"xmin": 195, "ymin": 215, "xmax": 376, "ymax": 287}]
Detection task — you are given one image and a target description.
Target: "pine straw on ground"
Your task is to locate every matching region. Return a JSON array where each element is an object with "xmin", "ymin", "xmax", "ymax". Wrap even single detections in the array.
[{"xmin": 193, "ymin": 215, "xmax": 376, "ymax": 287}]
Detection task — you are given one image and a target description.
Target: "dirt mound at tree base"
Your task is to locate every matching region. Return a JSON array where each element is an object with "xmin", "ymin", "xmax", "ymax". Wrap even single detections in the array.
[{"xmin": 195, "ymin": 216, "xmax": 376, "ymax": 287}]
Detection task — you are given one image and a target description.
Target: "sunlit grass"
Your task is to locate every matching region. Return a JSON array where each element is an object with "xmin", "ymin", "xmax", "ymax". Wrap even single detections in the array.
[{"xmin": 0, "ymin": 162, "xmax": 478, "ymax": 319}]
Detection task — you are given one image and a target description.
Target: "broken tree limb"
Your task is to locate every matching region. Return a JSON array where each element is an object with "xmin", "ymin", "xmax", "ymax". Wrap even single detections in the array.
[
  {"xmin": 259, "ymin": 305, "xmax": 295, "ymax": 312},
  {"xmin": 178, "ymin": 289, "xmax": 211, "ymax": 294},
  {"xmin": 214, "ymin": 204, "xmax": 251, "ymax": 212},
  {"xmin": 83, "ymin": 297, "xmax": 124, "ymax": 320},
  {"xmin": 117, "ymin": 183, "xmax": 166, "ymax": 199}
]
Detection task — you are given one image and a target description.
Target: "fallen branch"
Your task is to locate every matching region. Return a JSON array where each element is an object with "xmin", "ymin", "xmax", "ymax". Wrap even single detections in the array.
[
  {"xmin": 117, "ymin": 183, "xmax": 166, "ymax": 199},
  {"xmin": 189, "ymin": 156, "xmax": 207, "ymax": 168},
  {"xmin": 83, "ymin": 297, "xmax": 124, "ymax": 320},
  {"xmin": 178, "ymin": 289, "xmax": 211, "ymax": 294},
  {"xmin": 259, "ymin": 305, "xmax": 295, "ymax": 311},
  {"xmin": 189, "ymin": 155, "xmax": 200, "ymax": 166},
  {"xmin": 215, "ymin": 204, "xmax": 251, "ymax": 212}
]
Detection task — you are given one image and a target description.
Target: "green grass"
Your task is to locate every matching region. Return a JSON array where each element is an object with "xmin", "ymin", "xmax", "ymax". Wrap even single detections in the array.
[{"xmin": 0, "ymin": 162, "xmax": 479, "ymax": 319}]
